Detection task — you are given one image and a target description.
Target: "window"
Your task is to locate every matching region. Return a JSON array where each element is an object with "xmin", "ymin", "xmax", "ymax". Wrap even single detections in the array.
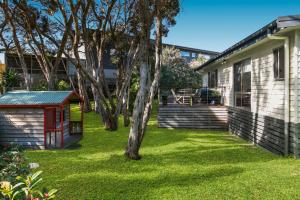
[
  {"xmin": 208, "ymin": 69, "xmax": 218, "ymax": 88},
  {"xmin": 234, "ymin": 59, "xmax": 251, "ymax": 109},
  {"xmin": 60, "ymin": 109, "xmax": 67, "ymax": 122},
  {"xmin": 64, "ymin": 110, "xmax": 67, "ymax": 122},
  {"xmin": 181, "ymin": 51, "xmax": 190, "ymax": 57},
  {"xmin": 191, "ymin": 53, "xmax": 197, "ymax": 58},
  {"xmin": 273, "ymin": 47, "xmax": 285, "ymax": 80}
]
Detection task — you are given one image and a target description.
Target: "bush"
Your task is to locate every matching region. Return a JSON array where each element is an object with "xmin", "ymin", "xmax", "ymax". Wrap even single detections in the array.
[
  {"xmin": 56, "ymin": 80, "xmax": 70, "ymax": 91},
  {"xmin": 0, "ymin": 144, "xmax": 29, "ymax": 183},
  {"xmin": 0, "ymin": 68, "xmax": 21, "ymax": 92},
  {"xmin": 196, "ymin": 88, "xmax": 221, "ymax": 105},
  {"xmin": 32, "ymin": 80, "xmax": 48, "ymax": 91}
]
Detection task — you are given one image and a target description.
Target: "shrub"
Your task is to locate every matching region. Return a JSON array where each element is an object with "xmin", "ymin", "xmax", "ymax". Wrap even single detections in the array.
[
  {"xmin": 56, "ymin": 80, "xmax": 70, "ymax": 91},
  {"xmin": 32, "ymin": 80, "xmax": 48, "ymax": 91},
  {"xmin": 0, "ymin": 144, "xmax": 29, "ymax": 183},
  {"xmin": 0, "ymin": 68, "xmax": 21, "ymax": 92},
  {"xmin": 197, "ymin": 88, "xmax": 221, "ymax": 105}
]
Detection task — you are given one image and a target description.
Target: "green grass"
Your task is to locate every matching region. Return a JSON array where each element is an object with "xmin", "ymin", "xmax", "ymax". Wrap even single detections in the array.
[{"xmin": 26, "ymin": 106, "xmax": 300, "ymax": 200}]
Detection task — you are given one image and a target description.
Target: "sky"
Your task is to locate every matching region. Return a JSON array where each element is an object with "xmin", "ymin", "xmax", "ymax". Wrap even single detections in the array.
[
  {"xmin": 0, "ymin": 53, "xmax": 4, "ymax": 64},
  {"xmin": 163, "ymin": 0, "xmax": 300, "ymax": 53}
]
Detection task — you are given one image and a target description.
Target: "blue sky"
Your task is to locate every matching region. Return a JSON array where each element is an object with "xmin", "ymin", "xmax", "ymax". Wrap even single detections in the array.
[{"xmin": 163, "ymin": 0, "xmax": 300, "ymax": 52}]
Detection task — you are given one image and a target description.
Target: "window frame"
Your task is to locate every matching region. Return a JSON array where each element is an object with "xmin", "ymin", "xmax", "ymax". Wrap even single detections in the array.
[
  {"xmin": 233, "ymin": 58, "xmax": 252, "ymax": 109},
  {"xmin": 273, "ymin": 46, "xmax": 285, "ymax": 81},
  {"xmin": 208, "ymin": 69, "xmax": 218, "ymax": 88}
]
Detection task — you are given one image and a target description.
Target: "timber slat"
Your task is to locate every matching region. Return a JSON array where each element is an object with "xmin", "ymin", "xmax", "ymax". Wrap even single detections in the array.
[
  {"xmin": 158, "ymin": 106, "xmax": 228, "ymax": 130},
  {"xmin": 228, "ymin": 107, "xmax": 289, "ymax": 155}
]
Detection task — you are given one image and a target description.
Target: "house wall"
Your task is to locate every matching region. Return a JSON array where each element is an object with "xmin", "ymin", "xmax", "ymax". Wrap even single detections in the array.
[
  {"xmin": 0, "ymin": 108, "xmax": 45, "ymax": 149},
  {"xmin": 202, "ymin": 31, "xmax": 299, "ymax": 155}
]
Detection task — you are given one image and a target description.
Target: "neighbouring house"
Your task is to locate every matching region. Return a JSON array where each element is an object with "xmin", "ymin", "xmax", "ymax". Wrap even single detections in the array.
[
  {"xmin": 0, "ymin": 91, "xmax": 83, "ymax": 149},
  {"xmin": 0, "ymin": 43, "xmax": 218, "ymax": 90},
  {"xmin": 196, "ymin": 15, "xmax": 300, "ymax": 157}
]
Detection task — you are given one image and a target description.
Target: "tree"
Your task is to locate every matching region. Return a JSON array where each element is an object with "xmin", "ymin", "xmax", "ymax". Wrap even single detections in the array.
[
  {"xmin": 125, "ymin": 0, "xmax": 180, "ymax": 160},
  {"xmin": 189, "ymin": 55, "xmax": 208, "ymax": 69},
  {"xmin": 67, "ymin": 0, "xmax": 140, "ymax": 130},
  {"xmin": 77, "ymin": 69, "xmax": 91, "ymax": 113},
  {"xmin": 0, "ymin": 1, "xmax": 31, "ymax": 90},
  {"xmin": 160, "ymin": 47, "xmax": 202, "ymax": 91},
  {"xmin": 14, "ymin": 0, "xmax": 73, "ymax": 90}
]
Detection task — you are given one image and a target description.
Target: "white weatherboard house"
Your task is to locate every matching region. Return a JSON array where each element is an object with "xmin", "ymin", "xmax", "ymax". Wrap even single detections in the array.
[{"xmin": 196, "ymin": 15, "xmax": 300, "ymax": 157}]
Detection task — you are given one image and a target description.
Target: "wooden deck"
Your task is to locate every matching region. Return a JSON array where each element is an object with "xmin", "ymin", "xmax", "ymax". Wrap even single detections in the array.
[{"xmin": 158, "ymin": 105, "xmax": 228, "ymax": 130}]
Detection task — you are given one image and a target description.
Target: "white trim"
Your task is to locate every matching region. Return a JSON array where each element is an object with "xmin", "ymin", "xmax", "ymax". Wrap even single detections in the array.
[
  {"xmin": 267, "ymin": 35, "xmax": 290, "ymax": 156},
  {"xmin": 294, "ymin": 31, "xmax": 300, "ymax": 157}
]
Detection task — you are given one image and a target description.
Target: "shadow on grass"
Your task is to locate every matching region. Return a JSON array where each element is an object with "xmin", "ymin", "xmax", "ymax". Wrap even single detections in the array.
[{"xmin": 58, "ymin": 165, "xmax": 244, "ymax": 199}]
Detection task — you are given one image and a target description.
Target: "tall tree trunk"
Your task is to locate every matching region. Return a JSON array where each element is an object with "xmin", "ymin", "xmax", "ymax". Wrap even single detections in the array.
[
  {"xmin": 123, "ymin": 89, "xmax": 130, "ymax": 127},
  {"xmin": 125, "ymin": 25, "xmax": 151, "ymax": 159},
  {"xmin": 47, "ymin": 74, "xmax": 55, "ymax": 91},
  {"xmin": 140, "ymin": 16, "xmax": 162, "ymax": 139},
  {"xmin": 4, "ymin": 7, "xmax": 31, "ymax": 90},
  {"xmin": 104, "ymin": 114, "xmax": 118, "ymax": 131},
  {"xmin": 91, "ymin": 84, "xmax": 101, "ymax": 112},
  {"xmin": 77, "ymin": 70, "xmax": 91, "ymax": 112}
]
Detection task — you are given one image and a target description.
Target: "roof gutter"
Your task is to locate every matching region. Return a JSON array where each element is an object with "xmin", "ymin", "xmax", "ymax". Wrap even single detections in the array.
[
  {"xmin": 195, "ymin": 19, "xmax": 278, "ymax": 71},
  {"xmin": 195, "ymin": 15, "xmax": 300, "ymax": 71}
]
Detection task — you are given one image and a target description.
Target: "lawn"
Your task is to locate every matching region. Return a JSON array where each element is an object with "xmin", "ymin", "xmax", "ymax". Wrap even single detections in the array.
[{"xmin": 26, "ymin": 106, "xmax": 300, "ymax": 200}]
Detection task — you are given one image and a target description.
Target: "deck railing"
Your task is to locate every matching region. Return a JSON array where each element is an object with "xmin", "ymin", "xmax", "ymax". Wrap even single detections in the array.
[
  {"xmin": 161, "ymin": 87, "xmax": 226, "ymax": 106},
  {"xmin": 70, "ymin": 121, "xmax": 83, "ymax": 135}
]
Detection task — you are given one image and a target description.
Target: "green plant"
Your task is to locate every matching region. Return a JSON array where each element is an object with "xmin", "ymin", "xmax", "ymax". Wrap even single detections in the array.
[
  {"xmin": 0, "ymin": 171, "xmax": 57, "ymax": 200},
  {"xmin": 160, "ymin": 47, "xmax": 202, "ymax": 91},
  {"xmin": 0, "ymin": 144, "xmax": 29, "ymax": 183},
  {"xmin": 56, "ymin": 80, "xmax": 70, "ymax": 91},
  {"xmin": 0, "ymin": 181, "xmax": 23, "ymax": 200},
  {"xmin": 32, "ymin": 80, "xmax": 48, "ymax": 91},
  {"xmin": 0, "ymin": 68, "xmax": 21, "ymax": 91},
  {"xmin": 210, "ymin": 90, "xmax": 221, "ymax": 104}
]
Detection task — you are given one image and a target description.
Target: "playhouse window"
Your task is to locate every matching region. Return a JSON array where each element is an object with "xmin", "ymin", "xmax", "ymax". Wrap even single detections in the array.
[
  {"xmin": 60, "ymin": 109, "xmax": 67, "ymax": 122},
  {"xmin": 273, "ymin": 46, "xmax": 285, "ymax": 80}
]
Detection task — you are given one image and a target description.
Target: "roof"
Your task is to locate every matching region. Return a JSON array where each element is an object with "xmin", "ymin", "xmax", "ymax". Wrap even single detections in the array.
[
  {"xmin": 162, "ymin": 43, "xmax": 220, "ymax": 56},
  {"xmin": 0, "ymin": 91, "xmax": 80, "ymax": 107},
  {"xmin": 195, "ymin": 14, "xmax": 300, "ymax": 71}
]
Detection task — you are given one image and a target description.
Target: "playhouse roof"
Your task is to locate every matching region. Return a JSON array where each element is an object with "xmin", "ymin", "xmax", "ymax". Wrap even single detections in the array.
[{"xmin": 0, "ymin": 91, "xmax": 81, "ymax": 107}]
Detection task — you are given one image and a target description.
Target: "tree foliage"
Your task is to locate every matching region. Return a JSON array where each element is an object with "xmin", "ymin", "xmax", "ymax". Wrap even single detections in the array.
[
  {"xmin": 0, "ymin": 68, "xmax": 21, "ymax": 92},
  {"xmin": 160, "ymin": 47, "xmax": 202, "ymax": 91}
]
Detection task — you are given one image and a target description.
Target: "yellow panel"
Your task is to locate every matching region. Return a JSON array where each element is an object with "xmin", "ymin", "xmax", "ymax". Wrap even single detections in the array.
[{"xmin": 0, "ymin": 64, "xmax": 5, "ymax": 73}]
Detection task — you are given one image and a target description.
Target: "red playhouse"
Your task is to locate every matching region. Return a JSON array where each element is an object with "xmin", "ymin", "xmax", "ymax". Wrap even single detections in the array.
[{"xmin": 0, "ymin": 91, "xmax": 83, "ymax": 149}]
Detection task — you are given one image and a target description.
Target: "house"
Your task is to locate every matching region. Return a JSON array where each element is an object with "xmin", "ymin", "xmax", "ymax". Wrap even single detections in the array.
[
  {"xmin": 0, "ymin": 91, "xmax": 83, "ymax": 149},
  {"xmin": 161, "ymin": 43, "xmax": 219, "ymax": 63},
  {"xmin": 196, "ymin": 15, "xmax": 300, "ymax": 157},
  {"xmin": 0, "ymin": 43, "xmax": 218, "ymax": 90}
]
